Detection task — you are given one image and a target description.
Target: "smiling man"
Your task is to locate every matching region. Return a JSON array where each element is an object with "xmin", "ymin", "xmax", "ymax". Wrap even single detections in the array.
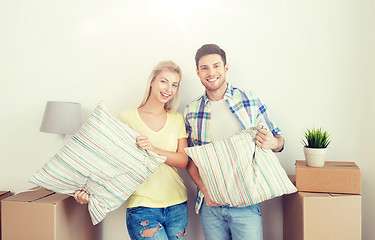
[{"xmin": 184, "ymin": 44, "xmax": 284, "ymax": 240}]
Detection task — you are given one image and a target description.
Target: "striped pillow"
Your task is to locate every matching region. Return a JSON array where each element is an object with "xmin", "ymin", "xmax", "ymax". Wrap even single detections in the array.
[
  {"xmin": 185, "ymin": 127, "xmax": 296, "ymax": 207},
  {"xmin": 30, "ymin": 101, "xmax": 166, "ymax": 225}
]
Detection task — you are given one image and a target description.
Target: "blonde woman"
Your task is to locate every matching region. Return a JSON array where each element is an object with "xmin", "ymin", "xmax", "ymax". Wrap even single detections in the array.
[{"xmin": 75, "ymin": 60, "xmax": 188, "ymax": 239}]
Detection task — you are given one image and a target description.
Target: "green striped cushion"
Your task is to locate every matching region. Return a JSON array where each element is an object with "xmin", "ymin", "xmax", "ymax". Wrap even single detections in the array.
[
  {"xmin": 30, "ymin": 101, "xmax": 166, "ymax": 225},
  {"xmin": 185, "ymin": 128, "xmax": 296, "ymax": 207}
]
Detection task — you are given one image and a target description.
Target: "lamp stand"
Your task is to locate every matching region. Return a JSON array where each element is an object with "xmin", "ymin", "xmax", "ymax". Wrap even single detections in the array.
[{"xmin": 61, "ymin": 134, "xmax": 65, "ymax": 148}]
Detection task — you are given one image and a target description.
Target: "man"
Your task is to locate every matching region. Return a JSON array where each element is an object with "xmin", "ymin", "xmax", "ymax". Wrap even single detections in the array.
[{"xmin": 184, "ymin": 44, "xmax": 284, "ymax": 240}]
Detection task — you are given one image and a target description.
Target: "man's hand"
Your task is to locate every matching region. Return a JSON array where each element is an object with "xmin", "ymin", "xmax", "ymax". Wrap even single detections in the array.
[
  {"xmin": 255, "ymin": 128, "xmax": 284, "ymax": 152},
  {"xmin": 203, "ymin": 194, "xmax": 222, "ymax": 207}
]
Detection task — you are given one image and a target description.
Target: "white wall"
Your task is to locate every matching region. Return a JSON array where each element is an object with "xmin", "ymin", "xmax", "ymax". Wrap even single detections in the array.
[{"xmin": 1, "ymin": 0, "xmax": 374, "ymax": 239}]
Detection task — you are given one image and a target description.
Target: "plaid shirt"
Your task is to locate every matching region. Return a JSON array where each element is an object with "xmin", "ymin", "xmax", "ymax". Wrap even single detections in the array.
[{"xmin": 184, "ymin": 82, "xmax": 283, "ymax": 213}]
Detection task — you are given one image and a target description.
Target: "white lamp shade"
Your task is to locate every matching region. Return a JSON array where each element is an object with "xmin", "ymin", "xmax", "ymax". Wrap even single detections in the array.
[{"xmin": 40, "ymin": 101, "xmax": 82, "ymax": 134}]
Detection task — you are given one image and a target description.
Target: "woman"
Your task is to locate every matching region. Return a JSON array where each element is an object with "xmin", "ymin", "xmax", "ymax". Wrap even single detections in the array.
[{"xmin": 74, "ymin": 60, "xmax": 188, "ymax": 239}]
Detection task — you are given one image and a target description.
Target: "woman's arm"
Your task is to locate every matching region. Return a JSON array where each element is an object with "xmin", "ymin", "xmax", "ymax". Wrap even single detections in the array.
[{"xmin": 136, "ymin": 136, "xmax": 188, "ymax": 169}]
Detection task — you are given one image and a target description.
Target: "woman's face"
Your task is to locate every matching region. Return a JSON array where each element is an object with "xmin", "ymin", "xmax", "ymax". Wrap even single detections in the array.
[{"xmin": 149, "ymin": 70, "xmax": 180, "ymax": 105}]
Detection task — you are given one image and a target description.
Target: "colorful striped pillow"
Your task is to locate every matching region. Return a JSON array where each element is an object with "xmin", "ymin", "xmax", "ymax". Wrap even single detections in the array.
[
  {"xmin": 185, "ymin": 127, "xmax": 296, "ymax": 207},
  {"xmin": 30, "ymin": 101, "xmax": 166, "ymax": 225}
]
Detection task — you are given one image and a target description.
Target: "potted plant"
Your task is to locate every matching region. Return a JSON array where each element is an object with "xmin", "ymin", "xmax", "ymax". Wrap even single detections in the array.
[{"xmin": 302, "ymin": 127, "xmax": 331, "ymax": 167}]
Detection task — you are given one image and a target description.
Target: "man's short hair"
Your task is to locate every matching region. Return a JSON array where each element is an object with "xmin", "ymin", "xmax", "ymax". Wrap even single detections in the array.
[{"xmin": 195, "ymin": 44, "xmax": 227, "ymax": 69}]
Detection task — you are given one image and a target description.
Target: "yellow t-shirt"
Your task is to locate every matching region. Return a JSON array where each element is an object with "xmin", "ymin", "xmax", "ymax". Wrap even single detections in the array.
[{"xmin": 117, "ymin": 109, "xmax": 188, "ymax": 208}]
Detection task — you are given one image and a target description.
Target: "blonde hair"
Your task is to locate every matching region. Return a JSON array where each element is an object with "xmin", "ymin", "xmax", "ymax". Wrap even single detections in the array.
[{"xmin": 139, "ymin": 60, "xmax": 182, "ymax": 111}]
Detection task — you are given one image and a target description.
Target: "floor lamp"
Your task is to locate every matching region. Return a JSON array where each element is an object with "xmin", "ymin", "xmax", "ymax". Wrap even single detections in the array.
[{"xmin": 40, "ymin": 101, "xmax": 82, "ymax": 147}]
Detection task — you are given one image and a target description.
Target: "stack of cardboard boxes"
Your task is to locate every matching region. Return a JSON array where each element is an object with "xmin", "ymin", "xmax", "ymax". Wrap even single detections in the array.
[
  {"xmin": 0, "ymin": 191, "xmax": 11, "ymax": 240},
  {"xmin": 283, "ymin": 160, "xmax": 361, "ymax": 240},
  {"xmin": 1, "ymin": 188, "xmax": 98, "ymax": 240}
]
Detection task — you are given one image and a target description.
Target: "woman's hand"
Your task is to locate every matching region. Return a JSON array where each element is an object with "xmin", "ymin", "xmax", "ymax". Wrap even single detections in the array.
[
  {"xmin": 136, "ymin": 136, "xmax": 154, "ymax": 151},
  {"xmin": 74, "ymin": 190, "xmax": 90, "ymax": 204}
]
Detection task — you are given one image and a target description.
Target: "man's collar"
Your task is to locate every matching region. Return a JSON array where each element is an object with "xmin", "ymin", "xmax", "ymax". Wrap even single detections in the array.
[{"xmin": 203, "ymin": 82, "xmax": 234, "ymax": 105}]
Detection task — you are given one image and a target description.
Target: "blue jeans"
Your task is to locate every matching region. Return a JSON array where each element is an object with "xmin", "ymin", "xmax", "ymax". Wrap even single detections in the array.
[
  {"xmin": 200, "ymin": 199, "xmax": 263, "ymax": 240},
  {"xmin": 126, "ymin": 202, "xmax": 188, "ymax": 240}
]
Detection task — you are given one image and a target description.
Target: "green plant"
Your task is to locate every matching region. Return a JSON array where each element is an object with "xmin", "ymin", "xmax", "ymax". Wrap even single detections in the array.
[{"xmin": 302, "ymin": 127, "xmax": 331, "ymax": 148}]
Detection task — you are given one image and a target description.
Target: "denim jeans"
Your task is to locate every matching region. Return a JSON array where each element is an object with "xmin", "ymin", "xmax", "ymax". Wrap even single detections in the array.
[
  {"xmin": 126, "ymin": 202, "xmax": 188, "ymax": 240},
  {"xmin": 200, "ymin": 199, "xmax": 263, "ymax": 240}
]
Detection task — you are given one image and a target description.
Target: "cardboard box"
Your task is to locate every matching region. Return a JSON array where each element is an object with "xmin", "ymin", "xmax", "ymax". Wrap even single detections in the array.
[
  {"xmin": 296, "ymin": 160, "xmax": 361, "ymax": 194},
  {"xmin": 0, "ymin": 191, "xmax": 11, "ymax": 240},
  {"xmin": 283, "ymin": 191, "xmax": 361, "ymax": 240},
  {"xmin": 1, "ymin": 188, "xmax": 97, "ymax": 240}
]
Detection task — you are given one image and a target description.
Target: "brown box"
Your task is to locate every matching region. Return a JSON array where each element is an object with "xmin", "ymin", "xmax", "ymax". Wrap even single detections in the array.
[
  {"xmin": 1, "ymin": 188, "xmax": 97, "ymax": 240},
  {"xmin": 296, "ymin": 160, "xmax": 361, "ymax": 194},
  {"xmin": 283, "ymin": 191, "xmax": 361, "ymax": 240},
  {"xmin": 0, "ymin": 191, "xmax": 11, "ymax": 240}
]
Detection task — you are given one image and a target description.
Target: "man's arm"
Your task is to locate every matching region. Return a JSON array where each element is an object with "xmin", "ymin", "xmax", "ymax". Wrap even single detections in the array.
[
  {"xmin": 255, "ymin": 128, "xmax": 284, "ymax": 152},
  {"xmin": 271, "ymin": 134, "xmax": 284, "ymax": 152},
  {"xmin": 186, "ymin": 160, "xmax": 221, "ymax": 207}
]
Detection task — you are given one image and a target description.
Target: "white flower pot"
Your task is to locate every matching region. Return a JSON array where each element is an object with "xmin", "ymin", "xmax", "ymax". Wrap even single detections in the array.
[{"xmin": 303, "ymin": 147, "xmax": 327, "ymax": 167}]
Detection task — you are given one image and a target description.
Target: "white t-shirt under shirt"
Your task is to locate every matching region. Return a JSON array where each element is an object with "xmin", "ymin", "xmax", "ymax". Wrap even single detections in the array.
[
  {"xmin": 117, "ymin": 109, "xmax": 188, "ymax": 209},
  {"xmin": 210, "ymin": 99, "xmax": 242, "ymax": 142}
]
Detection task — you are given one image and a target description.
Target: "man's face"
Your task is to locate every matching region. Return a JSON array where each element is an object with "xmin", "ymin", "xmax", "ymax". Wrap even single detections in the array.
[{"xmin": 196, "ymin": 54, "xmax": 228, "ymax": 93}]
